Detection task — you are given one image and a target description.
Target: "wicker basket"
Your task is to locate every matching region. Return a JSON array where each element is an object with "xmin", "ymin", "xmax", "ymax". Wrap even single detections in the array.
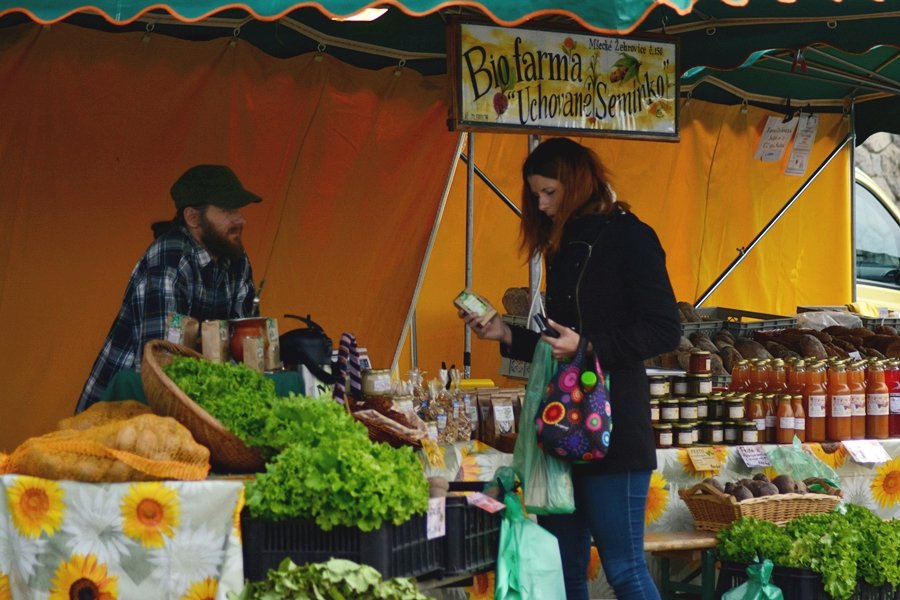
[
  {"xmin": 679, "ymin": 478, "xmax": 841, "ymax": 531},
  {"xmin": 140, "ymin": 339, "xmax": 266, "ymax": 473}
]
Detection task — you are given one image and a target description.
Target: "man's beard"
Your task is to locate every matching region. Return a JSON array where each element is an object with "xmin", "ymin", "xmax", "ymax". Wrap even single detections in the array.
[{"xmin": 198, "ymin": 215, "xmax": 244, "ymax": 262}]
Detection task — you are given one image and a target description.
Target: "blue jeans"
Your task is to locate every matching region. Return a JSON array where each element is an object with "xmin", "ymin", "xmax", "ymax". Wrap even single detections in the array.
[{"xmin": 538, "ymin": 470, "xmax": 660, "ymax": 600}]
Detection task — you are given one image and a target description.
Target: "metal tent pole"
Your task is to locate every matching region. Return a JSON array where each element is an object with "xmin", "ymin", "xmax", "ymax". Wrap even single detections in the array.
[
  {"xmin": 464, "ymin": 132, "xmax": 475, "ymax": 379},
  {"xmin": 694, "ymin": 132, "xmax": 853, "ymax": 308},
  {"xmin": 849, "ymin": 103, "xmax": 858, "ymax": 302}
]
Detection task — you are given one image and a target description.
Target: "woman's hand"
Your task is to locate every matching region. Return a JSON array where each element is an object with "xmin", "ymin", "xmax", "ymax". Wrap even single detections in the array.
[
  {"xmin": 459, "ymin": 310, "xmax": 512, "ymax": 346},
  {"xmin": 543, "ymin": 318, "xmax": 581, "ymax": 360}
]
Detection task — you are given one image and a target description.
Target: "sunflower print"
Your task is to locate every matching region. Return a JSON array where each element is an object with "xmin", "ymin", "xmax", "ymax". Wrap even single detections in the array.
[
  {"xmin": 121, "ymin": 482, "xmax": 180, "ymax": 548},
  {"xmin": 0, "ymin": 573, "xmax": 10, "ymax": 600},
  {"xmin": 645, "ymin": 471, "xmax": 669, "ymax": 525},
  {"xmin": 467, "ymin": 571, "xmax": 494, "ymax": 599},
  {"xmin": 7, "ymin": 475, "xmax": 65, "ymax": 539},
  {"xmin": 675, "ymin": 446, "xmax": 728, "ymax": 478},
  {"xmin": 871, "ymin": 456, "xmax": 900, "ymax": 509},
  {"xmin": 807, "ymin": 442, "xmax": 847, "ymax": 469},
  {"xmin": 587, "ymin": 545, "xmax": 602, "ymax": 580},
  {"xmin": 48, "ymin": 554, "xmax": 117, "ymax": 600},
  {"xmin": 182, "ymin": 577, "xmax": 218, "ymax": 600}
]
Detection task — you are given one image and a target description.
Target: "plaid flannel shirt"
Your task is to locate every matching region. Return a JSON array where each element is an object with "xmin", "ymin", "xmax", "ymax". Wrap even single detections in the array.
[{"xmin": 77, "ymin": 226, "xmax": 257, "ymax": 412}]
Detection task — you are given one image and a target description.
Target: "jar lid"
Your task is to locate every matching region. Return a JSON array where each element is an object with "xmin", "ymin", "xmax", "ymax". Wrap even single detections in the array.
[
  {"xmin": 686, "ymin": 373, "xmax": 711, "ymax": 379},
  {"xmin": 705, "ymin": 420, "xmax": 724, "ymax": 426},
  {"xmin": 653, "ymin": 423, "xmax": 673, "ymax": 430},
  {"xmin": 691, "ymin": 349, "xmax": 711, "ymax": 355},
  {"xmin": 679, "ymin": 398, "xmax": 698, "ymax": 404},
  {"xmin": 660, "ymin": 398, "xmax": 680, "ymax": 404},
  {"xmin": 672, "ymin": 423, "xmax": 694, "ymax": 429}
]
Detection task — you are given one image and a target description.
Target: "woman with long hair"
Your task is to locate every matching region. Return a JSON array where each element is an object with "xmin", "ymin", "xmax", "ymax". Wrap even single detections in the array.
[{"xmin": 461, "ymin": 137, "xmax": 680, "ymax": 600}]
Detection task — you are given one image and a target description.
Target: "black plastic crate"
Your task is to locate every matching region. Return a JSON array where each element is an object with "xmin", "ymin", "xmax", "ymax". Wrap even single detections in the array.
[
  {"xmin": 241, "ymin": 510, "xmax": 444, "ymax": 582},
  {"xmin": 717, "ymin": 562, "xmax": 900, "ymax": 600},
  {"xmin": 696, "ymin": 307, "xmax": 796, "ymax": 337},
  {"xmin": 443, "ymin": 495, "xmax": 502, "ymax": 577}
]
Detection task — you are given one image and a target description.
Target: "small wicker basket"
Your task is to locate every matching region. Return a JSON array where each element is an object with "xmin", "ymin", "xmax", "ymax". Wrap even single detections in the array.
[
  {"xmin": 140, "ymin": 339, "xmax": 266, "ymax": 473},
  {"xmin": 679, "ymin": 478, "xmax": 841, "ymax": 531}
]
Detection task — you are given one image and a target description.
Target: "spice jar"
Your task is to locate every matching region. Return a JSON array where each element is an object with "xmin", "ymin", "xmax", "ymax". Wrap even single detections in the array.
[
  {"xmin": 687, "ymin": 373, "xmax": 713, "ymax": 396},
  {"xmin": 672, "ymin": 375, "xmax": 689, "ymax": 397},
  {"xmin": 649, "ymin": 399, "xmax": 660, "ymax": 424},
  {"xmin": 673, "ymin": 423, "xmax": 694, "ymax": 447},
  {"xmin": 701, "ymin": 420, "xmax": 724, "ymax": 444},
  {"xmin": 678, "ymin": 398, "xmax": 698, "ymax": 423},
  {"xmin": 660, "ymin": 398, "xmax": 680, "ymax": 423},
  {"xmin": 654, "ymin": 423, "xmax": 673, "ymax": 449},
  {"xmin": 739, "ymin": 420, "xmax": 759, "ymax": 444},
  {"xmin": 689, "ymin": 349, "xmax": 712, "ymax": 375},
  {"xmin": 648, "ymin": 376, "xmax": 669, "ymax": 399}
]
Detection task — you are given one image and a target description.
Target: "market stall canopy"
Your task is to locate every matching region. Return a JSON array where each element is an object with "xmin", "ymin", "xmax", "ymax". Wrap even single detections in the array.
[{"xmin": 2, "ymin": 0, "xmax": 898, "ymax": 141}]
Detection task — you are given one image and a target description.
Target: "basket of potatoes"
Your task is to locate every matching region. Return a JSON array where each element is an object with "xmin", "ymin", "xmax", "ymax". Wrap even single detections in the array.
[{"xmin": 679, "ymin": 474, "xmax": 842, "ymax": 531}]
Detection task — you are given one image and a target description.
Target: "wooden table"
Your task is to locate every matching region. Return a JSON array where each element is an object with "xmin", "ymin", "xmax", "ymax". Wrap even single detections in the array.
[{"xmin": 644, "ymin": 530, "xmax": 719, "ymax": 600}]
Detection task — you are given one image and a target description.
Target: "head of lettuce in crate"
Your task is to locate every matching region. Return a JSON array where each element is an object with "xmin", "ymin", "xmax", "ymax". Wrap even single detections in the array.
[{"xmin": 75, "ymin": 164, "xmax": 263, "ymax": 414}]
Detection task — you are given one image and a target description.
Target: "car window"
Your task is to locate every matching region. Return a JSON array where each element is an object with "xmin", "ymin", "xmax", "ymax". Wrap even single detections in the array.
[{"xmin": 855, "ymin": 180, "xmax": 900, "ymax": 289}]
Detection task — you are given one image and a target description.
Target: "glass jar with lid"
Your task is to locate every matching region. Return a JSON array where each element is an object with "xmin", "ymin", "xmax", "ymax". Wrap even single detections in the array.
[
  {"xmin": 660, "ymin": 398, "xmax": 680, "ymax": 423},
  {"xmin": 701, "ymin": 420, "xmax": 724, "ymax": 444},
  {"xmin": 654, "ymin": 423, "xmax": 673, "ymax": 449},
  {"xmin": 679, "ymin": 398, "xmax": 699, "ymax": 422},
  {"xmin": 673, "ymin": 423, "xmax": 694, "ymax": 447}
]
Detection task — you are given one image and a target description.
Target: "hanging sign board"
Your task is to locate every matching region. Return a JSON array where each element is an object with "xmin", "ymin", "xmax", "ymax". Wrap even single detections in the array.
[{"xmin": 448, "ymin": 21, "xmax": 679, "ymax": 140}]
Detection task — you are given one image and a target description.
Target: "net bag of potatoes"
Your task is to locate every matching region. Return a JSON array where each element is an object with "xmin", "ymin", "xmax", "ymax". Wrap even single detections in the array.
[{"xmin": 2, "ymin": 410, "xmax": 210, "ymax": 482}]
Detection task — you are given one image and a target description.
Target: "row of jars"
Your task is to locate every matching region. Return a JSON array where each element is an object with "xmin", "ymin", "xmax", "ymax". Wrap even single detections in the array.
[
  {"xmin": 729, "ymin": 356, "xmax": 900, "ymax": 441},
  {"xmin": 654, "ymin": 419, "xmax": 765, "ymax": 449}
]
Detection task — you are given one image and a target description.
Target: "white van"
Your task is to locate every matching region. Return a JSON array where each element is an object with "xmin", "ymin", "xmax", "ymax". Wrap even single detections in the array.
[{"xmin": 854, "ymin": 169, "xmax": 900, "ymax": 312}]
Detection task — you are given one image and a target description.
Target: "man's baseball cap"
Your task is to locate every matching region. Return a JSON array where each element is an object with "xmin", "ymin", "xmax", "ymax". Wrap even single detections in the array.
[{"xmin": 171, "ymin": 164, "xmax": 262, "ymax": 210}]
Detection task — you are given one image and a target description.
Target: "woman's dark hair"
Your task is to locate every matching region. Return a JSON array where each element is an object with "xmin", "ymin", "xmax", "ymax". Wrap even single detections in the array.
[
  {"xmin": 519, "ymin": 137, "xmax": 628, "ymax": 256},
  {"xmin": 150, "ymin": 204, "xmax": 207, "ymax": 239}
]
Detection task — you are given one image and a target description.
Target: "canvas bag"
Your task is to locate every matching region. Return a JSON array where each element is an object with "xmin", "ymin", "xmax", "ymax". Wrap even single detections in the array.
[{"xmin": 535, "ymin": 335, "xmax": 612, "ymax": 462}]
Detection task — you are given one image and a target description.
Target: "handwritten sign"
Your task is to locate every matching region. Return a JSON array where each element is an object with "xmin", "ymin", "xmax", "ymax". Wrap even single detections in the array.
[
  {"xmin": 755, "ymin": 115, "xmax": 799, "ymax": 162},
  {"xmin": 842, "ymin": 440, "xmax": 891, "ymax": 464},
  {"xmin": 785, "ymin": 113, "xmax": 819, "ymax": 175},
  {"xmin": 737, "ymin": 444, "xmax": 772, "ymax": 468},
  {"xmin": 450, "ymin": 21, "xmax": 678, "ymax": 139},
  {"xmin": 426, "ymin": 496, "xmax": 446, "ymax": 540}
]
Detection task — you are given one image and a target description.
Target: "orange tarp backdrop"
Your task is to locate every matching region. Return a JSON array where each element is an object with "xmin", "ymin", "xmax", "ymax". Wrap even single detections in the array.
[
  {"xmin": 0, "ymin": 23, "xmax": 852, "ymax": 452},
  {"xmin": 0, "ymin": 23, "xmax": 459, "ymax": 451},
  {"xmin": 402, "ymin": 104, "xmax": 851, "ymax": 381}
]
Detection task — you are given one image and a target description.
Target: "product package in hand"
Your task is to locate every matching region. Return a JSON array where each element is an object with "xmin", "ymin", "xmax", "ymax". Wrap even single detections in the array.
[{"xmin": 453, "ymin": 289, "xmax": 498, "ymax": 327}]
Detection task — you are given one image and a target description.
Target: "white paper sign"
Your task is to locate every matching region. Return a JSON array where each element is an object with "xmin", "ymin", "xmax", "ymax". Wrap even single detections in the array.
[
  {"xmin": 785, "ymin": 114, "xmax": 819, "ymax": 175},
  {"xmin": 755, "ymin": 115, "xmax": 799, "ymax": 162},
  {"xmin": 842, "ymin": 440, "xmax": 891, "ymax": 464},
  {"xmin": 426, "ymin": 496, "xmax": 446, "ymax": 540},
  {"xmin": 737, "ymin": 444, "xmax": 772, "ymax": 468}
]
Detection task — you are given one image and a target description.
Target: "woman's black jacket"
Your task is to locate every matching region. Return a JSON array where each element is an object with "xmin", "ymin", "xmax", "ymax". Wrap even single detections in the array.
[{"xmin": 502, "ymin": 209, "xmax": 681, "ymax": 475}]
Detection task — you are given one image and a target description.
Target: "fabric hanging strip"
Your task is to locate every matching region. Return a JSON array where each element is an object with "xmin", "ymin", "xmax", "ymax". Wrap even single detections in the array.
[{"xmin": 332, "ymin": 332, "xmax": 361, "ymax": 403}]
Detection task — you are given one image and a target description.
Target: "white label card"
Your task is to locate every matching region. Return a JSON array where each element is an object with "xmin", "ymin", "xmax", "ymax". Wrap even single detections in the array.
[
  {"xmin": 842, "ymin": 440, "xmax": 890, "ymax": 464},
  {"xmin": 737, "ymin": 445, "xmax": 772, "ymax": 468},
  {"xmin": 426, "ymin": 496, "xmax": 446, "ymax": 540}
]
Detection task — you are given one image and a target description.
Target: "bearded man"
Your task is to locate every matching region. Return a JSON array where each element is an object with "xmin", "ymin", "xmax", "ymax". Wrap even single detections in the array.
[{"xmin": 76, "ymin": 165, "xmax": 261, "ymax": 412}]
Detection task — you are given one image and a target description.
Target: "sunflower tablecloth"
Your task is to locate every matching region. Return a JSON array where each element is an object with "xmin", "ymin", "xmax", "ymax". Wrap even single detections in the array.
[{"xmin": 0, "ymin": 476, "xmax": 245, "ymax": 600}]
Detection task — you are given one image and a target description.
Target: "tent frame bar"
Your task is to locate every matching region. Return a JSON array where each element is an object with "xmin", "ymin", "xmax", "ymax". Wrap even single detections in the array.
[
  {"xmin": 694, "ymin": 131, "xmax": 853, "ymax": 308},
  {"xmin": 458, "ymin": 153, "xmax": 522, "ymax": 217}
]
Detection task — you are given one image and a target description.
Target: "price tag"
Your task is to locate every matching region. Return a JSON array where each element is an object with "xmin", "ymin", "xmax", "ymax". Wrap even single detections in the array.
[
  {"xmin": 466, "ymin": 492, "xmax": 507, "ymax": 513},
  {"xmin": 426, "ymin": 496, "xmax": 446, "ymax": 540},
  {"xmin": 687, "ymin": 447, "xmax": 724, "ymax": 472},
  {"xmin": 737, "ymin": 445, "xmax": 772, "ymax": 468},
  {"xmin": 841, "ymin": 440, "xmax": 890, "ymax": 464}
]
